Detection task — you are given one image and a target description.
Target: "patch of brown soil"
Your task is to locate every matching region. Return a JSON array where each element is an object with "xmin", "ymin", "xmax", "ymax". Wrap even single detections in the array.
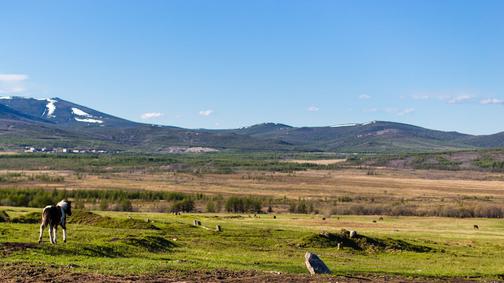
[
  {"xmin": 0, "ymin": 242, "xmax": 38, "ymax": 256},
  {"xmin": 0, "ymin": 263, "xmax": 484, "ymax": 283}
]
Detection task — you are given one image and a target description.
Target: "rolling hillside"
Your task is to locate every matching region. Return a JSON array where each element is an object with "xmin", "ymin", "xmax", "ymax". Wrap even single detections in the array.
[{"xmin": 0, "ymin": 96, "xmax": 503, "ymax": 153}]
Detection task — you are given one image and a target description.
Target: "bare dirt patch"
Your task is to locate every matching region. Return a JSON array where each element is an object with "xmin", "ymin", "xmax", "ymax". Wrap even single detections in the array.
[
  {"xmin": 0, "ymin": 263, "xmax": 483, "ymax": 283},
  {"xmin": 0, "ymin": 242, "xmax": 38, "ymax": 256}
]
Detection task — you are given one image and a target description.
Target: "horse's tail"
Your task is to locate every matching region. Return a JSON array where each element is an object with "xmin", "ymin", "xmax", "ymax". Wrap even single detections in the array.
[{"xmin": 41, "ymin": 205, "xmax": 52, "ymax": 226}]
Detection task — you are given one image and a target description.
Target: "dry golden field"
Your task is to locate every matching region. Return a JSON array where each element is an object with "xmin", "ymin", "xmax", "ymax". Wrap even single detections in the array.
[
  {"xmin": 2, "ymin": 168, "xmax": 503, "ymax": 198},
  {"xmin": 2, "ymin": 167, "xmax": 504, "ymax": 215},
  {"xmin": 282, "ymin": 159, "xmax": 347, "ymax": 165}
]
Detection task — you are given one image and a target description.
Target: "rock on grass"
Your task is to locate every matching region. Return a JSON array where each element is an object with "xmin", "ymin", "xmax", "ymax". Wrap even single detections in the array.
[{"xmin": 304, "ymin": 252, "xmax": 331, "ymax": 274}]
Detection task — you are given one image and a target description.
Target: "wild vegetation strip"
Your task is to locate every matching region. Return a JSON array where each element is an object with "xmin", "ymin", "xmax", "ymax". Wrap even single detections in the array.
[{"xmin": 3, "ymin": 165, "xmax": 504, "ymax": 217}]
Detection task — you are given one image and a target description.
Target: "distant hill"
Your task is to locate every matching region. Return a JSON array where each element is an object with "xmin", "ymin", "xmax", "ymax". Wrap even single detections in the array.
[
  {"xmin": 459, "ymin": 132, "xmax": 504, "ymax": 148},
  {"xmin": 227, "ymin": 121, "xmax": 473, "ymax": 152},
  {"xmin": 1, "ymin": 96, "xmax": 504, "ymax": 152}
]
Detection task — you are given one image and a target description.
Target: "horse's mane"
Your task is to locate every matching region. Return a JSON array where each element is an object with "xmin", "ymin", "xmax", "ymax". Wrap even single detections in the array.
[{"xmin": 57, "ymin": 200, "xmax": 71, "ymax": 212}]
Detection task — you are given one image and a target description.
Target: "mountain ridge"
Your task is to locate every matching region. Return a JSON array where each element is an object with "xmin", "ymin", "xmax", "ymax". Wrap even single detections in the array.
[{"xmin": 0, "ymin": 96, "xmax": 503, "ymax": 153}]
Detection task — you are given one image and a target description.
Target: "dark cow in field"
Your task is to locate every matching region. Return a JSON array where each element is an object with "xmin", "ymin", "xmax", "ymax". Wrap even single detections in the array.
[
  {"xmin": 38, "ymin": 200, "xmax": 72, "ymax": 244},
  {"xmin": 473, "ymin": 224, "xmax": 479, "ymax": 230}
]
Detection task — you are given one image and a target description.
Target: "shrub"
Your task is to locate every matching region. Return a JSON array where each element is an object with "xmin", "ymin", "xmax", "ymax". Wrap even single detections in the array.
[
  {"xmin": 206, "ymin": 201, "xmax": 217, "ymax": 213},
  {"xmin": 116, "ymin": 198, "xmax": 133, "ymax": 212},
  {"xmin": 170, "ymin": 199, "xmax": 195, "ymax": 213}
]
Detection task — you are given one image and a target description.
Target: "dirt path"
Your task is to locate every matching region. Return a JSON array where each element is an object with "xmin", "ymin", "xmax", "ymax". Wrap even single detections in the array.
[{"xmin": 0, "ymin": 263, "xmax": 487, "ymax": 283}]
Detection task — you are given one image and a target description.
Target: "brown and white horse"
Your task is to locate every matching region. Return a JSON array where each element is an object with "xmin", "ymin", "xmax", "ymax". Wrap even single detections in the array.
[{"xmin": 38, "ymin": 200, "xmax": 72, "ymax": 244}]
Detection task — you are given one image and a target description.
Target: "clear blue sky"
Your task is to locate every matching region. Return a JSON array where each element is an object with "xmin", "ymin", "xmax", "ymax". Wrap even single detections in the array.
[{"xmin": 1, "ymin": 1, "xmax": 503, "ymax": 134}]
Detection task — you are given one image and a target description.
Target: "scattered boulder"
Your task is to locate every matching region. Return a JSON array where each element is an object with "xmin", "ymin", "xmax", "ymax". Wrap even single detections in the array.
[
  {"xmin": 349, "ymin": 230, "xmax": 357, "ymax": 238},
  {"xmin": 304, "ymin": 252, "xmax": 331, "ymax": 275}
]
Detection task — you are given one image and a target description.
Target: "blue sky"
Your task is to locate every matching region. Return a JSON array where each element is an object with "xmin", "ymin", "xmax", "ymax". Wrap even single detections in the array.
[{"xmin": 1, "ymin": 1, "xmax": 504, "ymax": 134}]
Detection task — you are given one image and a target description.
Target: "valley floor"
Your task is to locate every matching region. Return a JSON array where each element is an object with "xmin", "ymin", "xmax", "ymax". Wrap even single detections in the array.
[
  {"xmin": 3, "ymin": 167, "xmax": 504, "ymax": 215},
  {"xmin": 1, "ymin": 207, "xmax": 503, "ymax": 282}
]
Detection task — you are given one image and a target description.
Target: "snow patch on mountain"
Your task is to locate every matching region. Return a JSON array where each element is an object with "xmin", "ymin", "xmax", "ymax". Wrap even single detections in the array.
[
  {"xmin": 75, "ymin": 117, "xmax": 103, "ymax": 124},
  {"xmin": 42, "ymin": 98, "xmax": 57, "ymax": 118},
  {"xmin": 330, "ymin": 123, "xmax": 361, "ymax": 128},
  {"xmin": 361, "ymin": 120, "xmax": 377, "ymax": 126},
  {"xmin": 71, "ymin": 107, "xmax": 92, "ymax": 117},
  {"xmin": 330, "ymin": 121, "xmax": 377, "ymax": 128},
  {"xmin": 71, "ymin": 107, "xmax": 104, "ymax": 123},
  {"xmin": 72, "ymin": 107, "xmax": 103, "ymax": 124},
  {"xmin": 0, "ymin": 96, "xmax": 12, "ymax": 99}
]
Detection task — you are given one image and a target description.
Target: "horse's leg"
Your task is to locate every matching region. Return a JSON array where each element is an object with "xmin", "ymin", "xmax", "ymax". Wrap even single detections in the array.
[
  {"xmin": 62, "ymin": 226, "xmax": 67, "ymax": 243},
  {"xmin": 38, "ymin": 224, "xmax": 45, "ymax": 244},
  {"xmin": 53, "ymin": 226, "xmax": 57, "ymax": 244},
  {"xmin": 48, "ymin": 225, "xmax": 54, "ymax": 244}
]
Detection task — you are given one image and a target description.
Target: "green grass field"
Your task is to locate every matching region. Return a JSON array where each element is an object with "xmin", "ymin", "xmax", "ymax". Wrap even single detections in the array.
[{"xmin": 1, "ymin": 207, "xmax": 503, "ymax": 280}]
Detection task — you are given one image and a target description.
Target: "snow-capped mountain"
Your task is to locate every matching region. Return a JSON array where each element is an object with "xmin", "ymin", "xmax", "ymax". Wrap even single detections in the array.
[
  {"xmin": 0, "ymin": 96, "xmax": 133, "ymax": 127},
  {"xmin": 1, "ymin": 96, "xmax": 504, "ymax": 152}
]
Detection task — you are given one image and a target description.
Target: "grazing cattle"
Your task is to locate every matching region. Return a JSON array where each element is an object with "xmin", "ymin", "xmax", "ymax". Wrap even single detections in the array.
[
  {"xmin": 38, "ymin": 200, "xmax": 72, "ymax": 244},
  {"xmin": 474, "ymin": 225, "xmax": 479, "ymax": 230}
]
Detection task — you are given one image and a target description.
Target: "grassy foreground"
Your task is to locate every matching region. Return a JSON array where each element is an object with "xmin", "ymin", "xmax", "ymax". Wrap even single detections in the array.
[{"xmin": 1, "ymin": 207, "xmax": 504, "ymax": 280}]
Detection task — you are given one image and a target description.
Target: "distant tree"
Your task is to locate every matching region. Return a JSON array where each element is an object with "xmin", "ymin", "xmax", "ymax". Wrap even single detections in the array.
[
  {"xmin": 225, "ymin": 196, "xmax": 262, "ymax": 213},
  {"xmin": 170, "ymin": 199, "xmax": 195, "ymax": 213},
  {"xmin": 117, "ymin": 198, "xmax": 133, "ymax": 212},
  {"xmin": 297, "ymin": 201, "xmax": 307, "ymax": 214},
  {"xmin": 289, "ymin": 203, "xmax": 297, "ymax": 213},
  {"xmin": 206, "ymin": 201, "xmax": 217, "ymax": 213},
  {"xmin": 99, "ymin": 199, "xmax": 109, "ymax": 210}
]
